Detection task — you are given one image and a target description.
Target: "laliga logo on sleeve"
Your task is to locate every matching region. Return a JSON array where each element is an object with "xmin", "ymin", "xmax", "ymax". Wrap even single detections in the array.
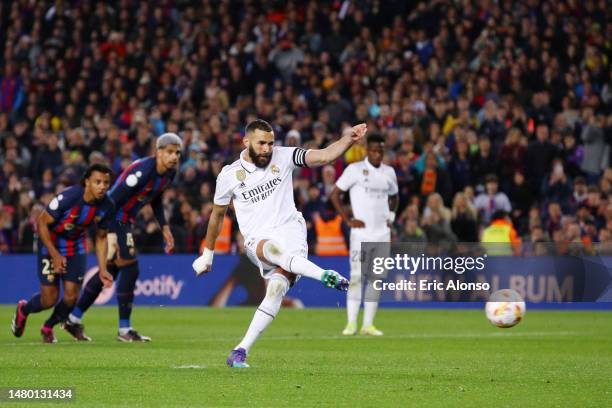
[
  {"xmin": 49, "ymin": 194, "xmax": 63, "ymax": 210},
  {"xmin": 126, "ymin": 171, "xmax": 143, "ymax": 187}
]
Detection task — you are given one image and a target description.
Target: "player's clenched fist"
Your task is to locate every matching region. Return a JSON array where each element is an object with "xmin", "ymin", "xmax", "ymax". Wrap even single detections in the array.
[
  {"xmin": 344, "ymin": 123, "xmax": 367, "ymax": 142},
  {"xmin": 192, "ymin": 247, "xmax": 214, "ymax": 276}
]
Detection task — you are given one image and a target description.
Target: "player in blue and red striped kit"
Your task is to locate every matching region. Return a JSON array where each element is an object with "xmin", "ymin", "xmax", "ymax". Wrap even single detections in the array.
[
  {"xmin": 11, "ymin": 164, "xmax": 115, "ymax": 343},
  {"xmin": 65, "ymin": 133, "xmax": 181, "ymax": 342}
]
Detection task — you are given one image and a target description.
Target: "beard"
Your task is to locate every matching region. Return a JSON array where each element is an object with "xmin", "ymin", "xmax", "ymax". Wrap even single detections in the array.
[{"xmin": 248, "ymin": 145, "xmax": 272, "ymax": 168}]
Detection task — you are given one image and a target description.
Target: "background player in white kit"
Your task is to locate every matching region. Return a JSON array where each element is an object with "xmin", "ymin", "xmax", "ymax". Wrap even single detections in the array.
[
  {"xmin": 330, "ymin": 133, "xmax": 398, "ymax": 336},
  {"xmin": 192, "ymin": 119, "xmax": 367, "ymax": 368}
]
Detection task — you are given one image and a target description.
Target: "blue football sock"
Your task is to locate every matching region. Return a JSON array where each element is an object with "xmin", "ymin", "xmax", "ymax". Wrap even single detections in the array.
[{"xmin": 71, "ymin": 306, "xmax": 84, "ymax": 319}]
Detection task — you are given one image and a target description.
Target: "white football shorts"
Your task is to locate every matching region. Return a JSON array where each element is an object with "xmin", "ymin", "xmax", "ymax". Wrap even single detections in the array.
[{"xmin": 244, "ymin": 213, "xmax": 308, "ymax": 278}]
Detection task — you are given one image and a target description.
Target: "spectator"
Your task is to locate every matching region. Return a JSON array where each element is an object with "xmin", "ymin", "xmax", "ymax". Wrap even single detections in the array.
[
  {"xmin": 0, "ymin": 62, "xmax": 25, "ymax": 115},
  {"xmin": 448, "ymin": 139, "xmax": 472, "ymax": 195},
  {"xmin": 580, "ymin": 108, "xmax": 608, "ymax": 183},
  {"xmin": 544, "ymin": 202, "xmax": 563, "ymax": 238},
  {"xmin": 507, "ymin": 171, "xmax": 534, "ymax": 234},
  {"xmin": 470, "ymin": 137, "xmax": 497, "ymax": 187},
  {"xmin": 474, "ymin": 174, "xmax": 512, "ymax": 225},
  {"xmin": 525, "ymin": 124, "xmax": 557, "ymax": 193},
  {"xmin": 499, "ymin": 128, "xmax": 526, "ymax": 186},
  {"xmin": 541, "ymin": 158, "xmax": 573, "ymax": 212},
  {"xmin": 450, "ymin": 192, "xmax": 478, "ymax": 242},
  {"xmin": 416, "ymin": 152, "xmax": 452, "ymax": 205},
  {"xmin": 562, "ymin": 130, "xmax": 584, "ymax": 178},
  {"xmin": 32, "ymin": 133, "xmax": 63, "ymax": 181}
]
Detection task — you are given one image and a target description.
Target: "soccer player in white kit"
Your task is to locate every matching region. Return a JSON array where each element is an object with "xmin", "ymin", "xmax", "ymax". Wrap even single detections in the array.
[
  {"xmin": 192, "ymin": 119, "xmax": 367, "ymax": 368},
  {"xmin": 330, "ymin": 133, "xmax": 398, "ymax": 336}
]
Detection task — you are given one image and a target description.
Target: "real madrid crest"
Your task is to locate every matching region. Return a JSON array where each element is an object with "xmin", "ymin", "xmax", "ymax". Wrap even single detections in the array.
[
  {"xmin": 236, "ymin": 169, "xmax": 246, "ymax": 182},
  {"xmin": 363, "ymin": 169, "xmax": 369, "ymax": 176},
  {"xmin": 271, "ymin": 164, "xmax": 280, "ymax": 175}
]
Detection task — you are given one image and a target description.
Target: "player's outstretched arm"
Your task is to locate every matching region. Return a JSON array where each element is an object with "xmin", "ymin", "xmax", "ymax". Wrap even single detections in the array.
[
  {"xmin": 37, "ymin": 210, "xmax": 66, "ymax": 273},
  {"xmin": 305, "ymin": 123, "xmax": 367, "ymax": 167},
  {"xmin": 192, "ymin": 204, "xmax": 229, "ymax": 276}
]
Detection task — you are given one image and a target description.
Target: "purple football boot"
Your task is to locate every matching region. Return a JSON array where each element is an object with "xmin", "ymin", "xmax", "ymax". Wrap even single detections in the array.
[{"xmin": 226, "ymin": 348, "xmax": 250, "ymax": 368}]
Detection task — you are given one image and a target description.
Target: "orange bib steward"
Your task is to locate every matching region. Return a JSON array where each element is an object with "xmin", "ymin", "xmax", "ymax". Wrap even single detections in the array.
[
  {"xmin": 200, "ymin": 215, "xmax": 232, "ymax": 254},
  {"xmin": 314, "ymin": 214, "xmax": 349, "ymax": 256}
]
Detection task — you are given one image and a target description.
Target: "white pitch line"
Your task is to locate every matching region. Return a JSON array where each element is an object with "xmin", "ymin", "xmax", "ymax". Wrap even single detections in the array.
[
  {"xmin": 172, "ymin": 365, "xmax": 207, "ymax": 369},
  {"xmin": 0, "ymin": 331, "xmax": 586, "ymax": 347},
  {"xmin": 167, "ymin": 330, "xmax": 585, "ymax": 343}
]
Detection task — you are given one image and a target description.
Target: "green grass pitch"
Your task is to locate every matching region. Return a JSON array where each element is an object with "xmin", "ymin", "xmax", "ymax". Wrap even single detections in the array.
[{"xmin": 1, "ymin": 306, "xmax": 611, "ymax": 407}]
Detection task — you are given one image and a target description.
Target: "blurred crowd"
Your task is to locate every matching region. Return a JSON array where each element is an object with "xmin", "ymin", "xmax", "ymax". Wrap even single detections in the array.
[{"xmin": 0, "ymin": 0, "xmax": 611, "ymax": 255}]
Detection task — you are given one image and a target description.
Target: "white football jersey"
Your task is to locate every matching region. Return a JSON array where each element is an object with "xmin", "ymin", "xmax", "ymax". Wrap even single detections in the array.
[
  {"xmin": 214, "ymin": 146, "xmax": 309, "ymax": 240},
  {"xmin": 335, "ymin": 158, "xmax": 398, "ymax": 237}
]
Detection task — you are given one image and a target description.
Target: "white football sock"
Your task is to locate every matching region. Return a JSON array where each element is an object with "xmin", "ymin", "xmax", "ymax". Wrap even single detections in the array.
[
  {"xmin": 261, "ymin": 240, "xmax": 324, "ymax": 281},
  {"xmin": 288, "ymin": 256, "xmax": 325, "ymax": 281},
  {"xmin": 236, "ymin": 275, "xmax": 288, "ymax": 353},
  {"xmin": 347, "ymin": 269, "xmax": 362, "ymax": 325},
  {"xmin": 362, "ymin": 302, "xmax": 379, "ymax": 328},
  {"xmin": 347, "ymin": 300, "xmax": 360, "ymax": 325}
]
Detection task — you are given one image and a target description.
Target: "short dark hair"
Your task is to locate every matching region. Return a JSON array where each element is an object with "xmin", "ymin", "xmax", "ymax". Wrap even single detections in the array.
[
  {"xmin": 485, "ymin": 173, "xmax": 498, "ymax": 184},
  {"xmin": 366, "ymin": 133, "xmax": 385, "ymax": 145},
  {"xmin": 245, "ymin": 119, "xmax": 273, "ymax": 134},
  {"xmin": 81, "ymin": 163, "xmax": 112, "ymax": 186},
  {"xmin": 574, "ymin": 176, "xmax": 586, "ymax": 186},
  {"xmin": 491, "ymin": 210, "xmax": 507, "ymax": 221}
]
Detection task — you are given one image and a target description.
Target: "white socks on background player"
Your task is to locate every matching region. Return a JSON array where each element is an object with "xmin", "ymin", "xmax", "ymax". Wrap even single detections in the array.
[
  {"xmin": 262, "ymin": 240, "xmax": 325, "ymax": 281},
  {"xmin": 362, "ymin": 302, "xmax": 379, "ymax": 327},
  {"xmin": 236, "ymin": 274, "xmax": 289, "ymax": 353},
  {"xmin": 348, "ymin": 300, "xmax": 379, "ymax": 327},
  {"xmin": 347, "ymin": 269, "xmax": 378, "ymax": 327},
  {"xmin": 347, "ymin": 271, "xmax": 361, "ymax": 325}
]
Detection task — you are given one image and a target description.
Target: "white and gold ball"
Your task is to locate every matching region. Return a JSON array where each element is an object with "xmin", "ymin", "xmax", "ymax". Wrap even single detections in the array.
[{"xmin": 485, "ymin": 289, "xmax": 526, "ymax": 328}]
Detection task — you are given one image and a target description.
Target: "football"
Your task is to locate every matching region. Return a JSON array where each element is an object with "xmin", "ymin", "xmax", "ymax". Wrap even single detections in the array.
[{"xmin": 485, "ymin": 289, "xmax": 526, "ymax": 328}]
